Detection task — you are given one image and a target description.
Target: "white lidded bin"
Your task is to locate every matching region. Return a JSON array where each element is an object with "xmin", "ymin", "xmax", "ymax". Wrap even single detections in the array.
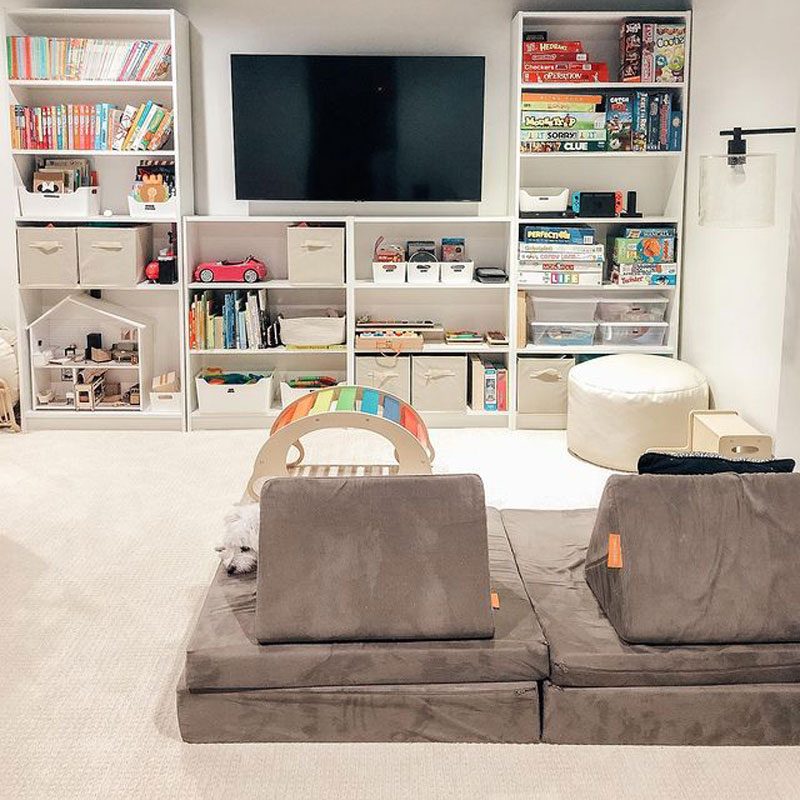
[
  {"xmin": 407, "ymin": 261, "xmax": 440, "ymax": 284},
  {"xmin": 279, "ymin": 381, "xmax": 341, "ymax": 408},
  {"xmin": 528, "ymin": 292, "xmax": 598, "ymax": 322},
  {"xmin": 195, "ymin": 370, "xmax": 273, "ymax": 414},
  {"xmin": 596, "ymin": 296, "xmax": 669, "ymax": 322},
  {"xmin": 18, "ymin": 186, "xmax": 100, "ymax": 219},
  {"xmin": 440, "ymin": 261, "xmax": 475, "ymax": 285},
  {"xmin": 598, "ymin": 322, "xmax": 669, "ymax": 347},
  {"xmin": 287, "ymin": 226, "xmax": 345, "ymax": 284},
  {"xmin": 372, "ymin": 261, "xmax": 407, "ymax": 284},
  {"xmin": 529, "ymin": 322, "xmax": 597, "ymax": 347},
  {"xmin": 279, "ymin": 312, "xmax": 346, "ymax": 346},
  {"xmin": 148, "ymin": 390, "xmax": 182, "ymax": 413}
]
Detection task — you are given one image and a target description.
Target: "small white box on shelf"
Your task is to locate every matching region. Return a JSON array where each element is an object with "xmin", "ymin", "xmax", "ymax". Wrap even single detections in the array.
[
  {"xmin": 18, "ymin": 186, "xmax": 100, "ymax": 219},
  {"xmin": 372, "ymin": 262, "xmax": 407, "ymax": 284},
  {"xmin": 148, "ymin": 390, "xmax": 182, "ymax": 413},
  {"xmin": 529, "ymin": 293, "xmax": 598, "ymax": 322},
  {"xmin": 407, "ymin": 262, "xmax": 440, "ymax": 284},
  {"xmin": 440, "ymin": 261, "xmax": 475, "ymax": 285},
  {"xmin": 195, "ymin": 370, "xmax": 274, "ymax": 414},
  {"xmin": 128, "ymin": 195, "xmax": 178, "ymax": 219},
  {"xmin": 287, "ymin": 226, "xmax": 345, "ymax": 284}
]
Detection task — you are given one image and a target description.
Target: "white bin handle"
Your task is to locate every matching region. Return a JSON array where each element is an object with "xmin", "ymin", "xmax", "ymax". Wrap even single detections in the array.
[
  {"xmin": 421, "ymin": 369, "xmax": 455, "ymax": 384},
  {"xmin": 300, "ymin": 240, "xmax": 334, "ymax": 250},
  {"xmin": 91, "ymin": 241, "xmax": 124, "ymax": 251},
  {"xmin": 529, "ymin": 368, "xmax": 563, "ymax": 382},
  {"xmin": 28, "ymin": 241, "xmax": 62, "ymax": 254}
]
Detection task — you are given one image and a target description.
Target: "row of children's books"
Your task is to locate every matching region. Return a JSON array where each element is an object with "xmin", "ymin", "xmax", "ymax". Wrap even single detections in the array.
[
  {"xmin": 189, "ymin": 290, "xmax": 278, "ymax": 351},
  {"xmin": 9, "ymin": 101, "xmax": 173, "ymax": 151},
  {"xmin": 469, "ymin": 355, "xmax": 508, "ymax": 412},
  {"xmin": 6, "ymin": 37, "xmax": 171, "ymax": 82},
  {"xmin": 520, "ymin": 91, "xmax": 681, "ymax": 153}
]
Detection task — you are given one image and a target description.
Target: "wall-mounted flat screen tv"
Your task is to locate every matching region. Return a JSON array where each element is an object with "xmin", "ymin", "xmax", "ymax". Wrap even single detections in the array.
[{"xmin": 231, "ymin": 55, "xmax": 485, "ymax": 202}]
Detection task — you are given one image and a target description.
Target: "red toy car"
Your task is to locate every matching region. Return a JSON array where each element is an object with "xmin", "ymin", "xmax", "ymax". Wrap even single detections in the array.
[{"xmin": 193, "ymin": 255, "xmax": 267, "ymax": 284}]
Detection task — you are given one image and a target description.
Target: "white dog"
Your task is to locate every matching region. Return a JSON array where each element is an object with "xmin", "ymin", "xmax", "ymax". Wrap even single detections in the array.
[{"xmin": 215, "ymin": 502, "xmax": 260, "ymax": 575}]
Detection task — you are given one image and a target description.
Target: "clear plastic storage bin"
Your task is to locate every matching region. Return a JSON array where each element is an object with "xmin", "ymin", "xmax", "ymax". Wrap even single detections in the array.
[
  {"xmin": 529, "ymin": 322, "xmax": 597, "ymax": 347},
  {"xmin": 598, "ymin": 322, "xmax": 669, "ymax": 346},
  {"xmin": 528, "ymin": 292, "xmax": 598, "ymax": 322},
  {"xmin": 596, "ymin": 296, "xmax": 669, "ymax": 322}
]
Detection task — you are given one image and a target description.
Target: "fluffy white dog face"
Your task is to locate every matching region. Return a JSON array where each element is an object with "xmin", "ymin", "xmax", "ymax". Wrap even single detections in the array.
[{"xmin": 215, "ymin": 503, "xmax": 260, "ymax": 575}]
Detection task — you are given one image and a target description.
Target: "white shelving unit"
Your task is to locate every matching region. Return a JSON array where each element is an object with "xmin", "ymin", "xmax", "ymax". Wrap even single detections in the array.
[
  {"xmin": 184, "ymin": 216, "xmax": 514, "ymax": 430},
  {"xmin": 3, "ymin": 8, "xmax": 193, "ymax": 431},
  {"xmin": 509, "ymin": 10, "xmax": 691, "ymax": 428}
]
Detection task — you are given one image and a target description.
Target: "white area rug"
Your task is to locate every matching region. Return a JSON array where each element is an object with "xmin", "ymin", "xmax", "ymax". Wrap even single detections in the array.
[{"xmin": 1, "ymin": 428, "xmax": 798, "ymax": 800}]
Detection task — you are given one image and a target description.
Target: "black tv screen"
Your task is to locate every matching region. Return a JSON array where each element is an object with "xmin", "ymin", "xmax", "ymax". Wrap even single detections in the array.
[{"xmin": 231, "ymin": 55, "xmax": 485, "ymax": 202}]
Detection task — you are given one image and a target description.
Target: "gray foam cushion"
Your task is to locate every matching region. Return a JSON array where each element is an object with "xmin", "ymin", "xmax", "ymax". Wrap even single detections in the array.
[{"xmin": 255, "ymin": 474, "xmax": 495, "ymax": 644}]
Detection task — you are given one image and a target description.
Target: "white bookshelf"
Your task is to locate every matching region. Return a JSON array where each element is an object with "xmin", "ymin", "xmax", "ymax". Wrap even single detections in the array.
[
  {"xmin": 184, "ymin": 215, "xmax": 514, "ymax": 430},
  {"xmin": 3, "ymin": 8, "xmax": 193, "ymax": 431},
  {"xmin": 509, "ymin": 10, "xmax": 691, "ymax": 429}
]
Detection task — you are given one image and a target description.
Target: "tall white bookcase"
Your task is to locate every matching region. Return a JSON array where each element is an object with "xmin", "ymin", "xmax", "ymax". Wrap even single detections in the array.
[
  {"xmin": 509, "ymin": 10, "xmax": 690, "ymax": 427},
  {"xmin": 2, "ymin": 8, "xmax": 193, "ymax": 431}
]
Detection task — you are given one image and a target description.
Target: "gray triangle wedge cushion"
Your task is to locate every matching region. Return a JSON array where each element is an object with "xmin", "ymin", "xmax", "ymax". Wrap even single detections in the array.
[{"xmin": 584, "ymin": 473, "xmax": 800, "ymax": 645}]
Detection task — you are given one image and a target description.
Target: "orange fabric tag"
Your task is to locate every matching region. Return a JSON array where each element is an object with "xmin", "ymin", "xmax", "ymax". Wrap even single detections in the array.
[
  {"xmin": 607, "ymin": 533, "xmax": 623, "ymax": 569},
  {"xmin": 491, "ymin": 591, "xmax": 500, "ymax": 610}
]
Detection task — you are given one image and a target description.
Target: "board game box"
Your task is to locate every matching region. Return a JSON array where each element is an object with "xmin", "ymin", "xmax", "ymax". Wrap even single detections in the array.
[
  {"xmin": 613, "ymin": 236, "xmax": 676, "ymax": 264},
  {"xmin": 619, "ymin": 20, "xmax": 643, "ymax": 81},
  {"xmin": 520, "ymin": 110, "xmax": 606, "ymax": 129},
  {"xmin": 520, "ymin": 140, "xmax": 607, "ymax": 153},
  {"xmin": 605, "ymin": 94, "xmax": 633, "ymax": 151},
  {"xmin": 522, "ymin": 225, "xmax": 596, "ymax": 245},
  {"xmin": 655, "ymin": 23, "xmax": 686, "ymax": 82}
]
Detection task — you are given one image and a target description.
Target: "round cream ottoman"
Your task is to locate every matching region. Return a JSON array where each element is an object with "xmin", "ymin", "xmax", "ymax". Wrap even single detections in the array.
[{"xmin": 567, "ymin": 354, "xmax": 709, "ymax": 471}]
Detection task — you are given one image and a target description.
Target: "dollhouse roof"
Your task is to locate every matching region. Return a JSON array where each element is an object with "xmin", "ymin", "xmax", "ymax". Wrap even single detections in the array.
[{"xmin": 26, "ymin": 293, "xmax": 153, "ymax": 330}]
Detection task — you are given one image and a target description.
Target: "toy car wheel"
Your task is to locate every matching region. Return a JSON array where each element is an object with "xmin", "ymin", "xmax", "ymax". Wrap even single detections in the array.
[
  {"xmin": 198, "ymin": 268, "xmax": 215, "ymax": 283},
  {"xmin": 243, "ymin": 268, "xmax": 259, "ymax": 283}
]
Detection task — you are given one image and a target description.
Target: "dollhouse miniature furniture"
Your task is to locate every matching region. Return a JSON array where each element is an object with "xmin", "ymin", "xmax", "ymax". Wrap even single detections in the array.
[
  {"xmin": 0, "ymin": 327, "xmax": 20, "ymax": 432},
  {"xmin": 245, "ymin": 385, "xmax": 435, "ymax": 500},
  {"xmin": 177, "ymin": 474, "xmax": 548, "ymax": 743},
  {"xmin": 567, "ymin": 353, "xmax": 709, "ymax": 471}
]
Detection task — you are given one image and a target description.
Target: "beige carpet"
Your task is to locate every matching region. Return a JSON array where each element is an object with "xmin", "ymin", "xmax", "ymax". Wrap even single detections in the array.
[{"xmin": 1, "ymin": 428, "xmax": 798, "ymax": 800}]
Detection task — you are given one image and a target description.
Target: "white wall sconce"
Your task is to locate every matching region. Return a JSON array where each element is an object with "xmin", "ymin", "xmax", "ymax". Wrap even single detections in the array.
[{"xmin": 699, "ymin": 126, "xmax": 796, "ymax": 228}]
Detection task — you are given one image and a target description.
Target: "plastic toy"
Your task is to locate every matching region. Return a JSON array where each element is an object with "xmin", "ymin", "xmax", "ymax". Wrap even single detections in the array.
[
  {"xmin": 193, "ymin": 255, "xmax": 267, "ymax": 284},
  {"xmin": 245, "ymin": 384, "xmax": 435, "ymax": 500}
]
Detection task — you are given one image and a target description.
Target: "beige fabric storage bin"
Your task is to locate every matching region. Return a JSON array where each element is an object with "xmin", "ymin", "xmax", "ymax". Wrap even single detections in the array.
[
  {"xmin": 77, "ymin": 225, "xmax": 152, "ymax": 287},
  {"xmin": 356, "ymin": 354, "xmax": 411, "ymax": 402},
  {"xmin": 287, "ymin": 226, "xmax": 345, "ymax": 284},
  {"xmin": 17, "ymin": 226, "xmax": 78, "ymax": 286},
  {"xmin": 412, "ymin": 355, "xmax": 467, "ymax": 412},
  {"xmin": 517, "ymin": 356, "xmax": 574, "ymax": 429}
]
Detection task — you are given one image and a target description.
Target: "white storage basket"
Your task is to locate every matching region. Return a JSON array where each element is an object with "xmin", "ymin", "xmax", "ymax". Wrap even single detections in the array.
[
  {"xmin": 18, "ymin": 186, "xmax": 100, "ymax": 219},
  {"xmin": 279, "ymin": 311, "xmax": 346, "ymax": 347},
  {"xmin": 372, "ymin": 262, "xmax": 407, "ymax": 284},
  {"xmin": 407, "ymin": 262, "xmax": 440, "ymax": 284},
  {"xmin": 148, "ymin": 390, "xmax": 182, "ymax": 413},
  {"xmin": 440, "ymin": 261, "xmax": 475, "ymax": 285},
  {"xmin": 128, "ymin": 195, "xmax": 178, "ymax": 219},
  {"xmin": 195, "ymin": 370, "xmax": 273, "ymax": 414}
]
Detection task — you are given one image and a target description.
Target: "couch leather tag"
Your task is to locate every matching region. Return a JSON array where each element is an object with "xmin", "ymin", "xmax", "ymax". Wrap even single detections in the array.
[
  {"xmin": 607, "ymin": 533, "xmax": 623, "ymax": 569},
  {"xmin": 491, "ymin": 591, "xmax": 500, "ymax": 610}
]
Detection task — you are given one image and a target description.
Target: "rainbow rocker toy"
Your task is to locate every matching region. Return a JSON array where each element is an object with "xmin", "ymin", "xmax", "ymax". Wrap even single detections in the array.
[{"xmin": 245, "ymin": 385, "xmax": 435, "ymax": 501}]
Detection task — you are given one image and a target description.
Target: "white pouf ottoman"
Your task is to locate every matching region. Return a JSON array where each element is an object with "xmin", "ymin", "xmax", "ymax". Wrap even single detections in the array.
[{"xmin": 567, "ymin": 354, "xmax": 709, "ymax": 471}]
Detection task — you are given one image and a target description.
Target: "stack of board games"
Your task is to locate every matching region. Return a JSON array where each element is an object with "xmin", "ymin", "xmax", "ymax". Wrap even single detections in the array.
[
  {"xmin": 521, "ymin": 37, "xmax": 609, "ymax": 83},
  {"xmin": 520, "ymin": 93, "xmax": 606, "ymax": 153},
  {"xmin": 618, "ymin": 19, "xmax": 686, "ymax": 83},
  {"xmin": 609, "ymin": 226, "xmax": 677, "ymax": 286},
  {"xmin": 518, "ymin": 226, "xmax": 604, "ymax": 286}
]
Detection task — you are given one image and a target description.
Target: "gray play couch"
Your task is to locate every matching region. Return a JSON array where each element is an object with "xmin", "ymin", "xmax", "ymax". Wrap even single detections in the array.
[{"xmin": 177, "ymin": 472, "xmax": 800, "ymax": 745}]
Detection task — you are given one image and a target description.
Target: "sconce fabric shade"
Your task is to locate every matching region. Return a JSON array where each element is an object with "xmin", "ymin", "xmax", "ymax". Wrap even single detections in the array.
[{"xmin": 699, "ymin": 153, "xmax": 776, "ymax": 227}]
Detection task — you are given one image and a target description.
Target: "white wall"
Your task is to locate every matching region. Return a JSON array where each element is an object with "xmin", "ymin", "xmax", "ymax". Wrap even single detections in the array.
[{"xmin": 680, "ymin": 0, "xmax": 800, "ymax": 440}]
